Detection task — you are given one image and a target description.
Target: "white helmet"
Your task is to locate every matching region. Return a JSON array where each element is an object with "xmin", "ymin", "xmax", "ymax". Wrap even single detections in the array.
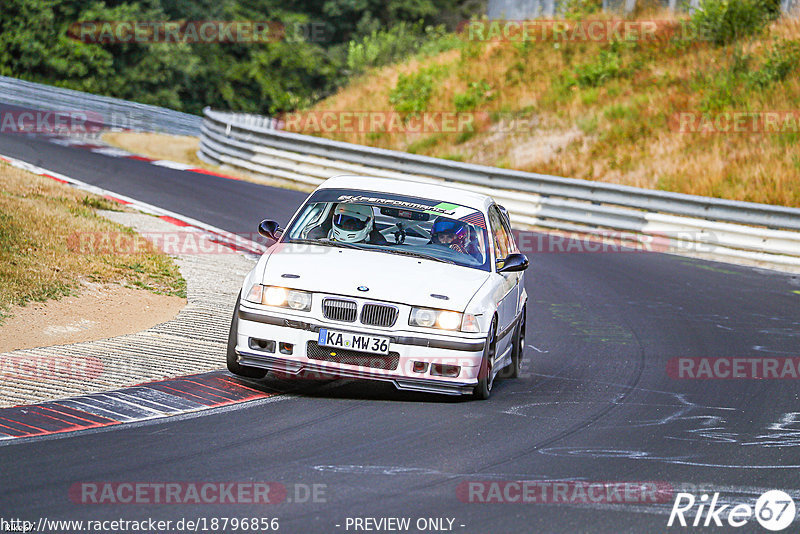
[{"xmin": 329, "ymin": 203, "xmax": 373, "ymax": 243}]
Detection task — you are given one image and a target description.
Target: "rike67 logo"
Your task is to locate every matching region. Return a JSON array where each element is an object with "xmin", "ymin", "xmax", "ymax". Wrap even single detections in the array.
[{"xmin": 668, "ymin": 490, "xmax": 796, "ymax": 531}]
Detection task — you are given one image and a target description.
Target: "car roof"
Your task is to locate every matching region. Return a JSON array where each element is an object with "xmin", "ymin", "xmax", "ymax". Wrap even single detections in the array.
[{"xmin": 315, "ymin": 175, "xmax": 494, "ymax": 212}]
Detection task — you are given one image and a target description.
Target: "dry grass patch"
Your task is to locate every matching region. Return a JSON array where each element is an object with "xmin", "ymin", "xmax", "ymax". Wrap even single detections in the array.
[
  {"xmin": 0, "ymin": 162, "xmax": 186, "ymax": 323},
  {"xmin": 103, "ymin": 131, "xmax": 203, "ymax": 166}
]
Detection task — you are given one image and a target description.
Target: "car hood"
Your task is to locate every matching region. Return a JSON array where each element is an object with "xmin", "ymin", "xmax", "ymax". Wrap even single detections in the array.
[{"xmin": 260, "ymin": 244, "xmax": 489, "ymax": 311}]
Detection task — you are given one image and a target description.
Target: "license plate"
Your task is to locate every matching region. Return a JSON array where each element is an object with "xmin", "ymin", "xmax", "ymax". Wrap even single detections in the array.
[{"xmin": 318, "ymin": 329, "xmax": 390, "ymax": 355}]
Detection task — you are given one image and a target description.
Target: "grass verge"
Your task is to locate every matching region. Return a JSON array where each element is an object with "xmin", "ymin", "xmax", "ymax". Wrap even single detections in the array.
[{"xmin": 0, "ymin": 162, "xmax": 186, "ymax": 324}]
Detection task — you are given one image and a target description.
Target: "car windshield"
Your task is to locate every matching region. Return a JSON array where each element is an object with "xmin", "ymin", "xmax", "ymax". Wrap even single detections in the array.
[{"xmin": 282, "ymin": 188, "xmax": 491, "ymax": 271}]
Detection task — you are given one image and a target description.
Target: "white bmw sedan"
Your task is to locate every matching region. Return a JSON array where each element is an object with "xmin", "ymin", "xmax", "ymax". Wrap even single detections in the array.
[{"xmin": 227, "ymin": 175, "xmax": 528, "ymax": 399}]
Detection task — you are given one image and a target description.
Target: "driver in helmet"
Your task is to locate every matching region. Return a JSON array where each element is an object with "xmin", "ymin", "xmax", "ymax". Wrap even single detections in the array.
[
  {"xmin": 429, "ymin": 217, "xmax": 470, "ymax": 254},
  {"xmin": 328, "ymin": 203, "xmax": 387, "ymax": 244}
]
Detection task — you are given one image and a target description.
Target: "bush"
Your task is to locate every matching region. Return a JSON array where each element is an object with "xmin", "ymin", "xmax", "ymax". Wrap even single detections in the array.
[
  {"xmin": 389, "ymin": 65, "xmax": 447, "ymax": 112},
  {"xmin": 689, "ymin": 0, "xmax": 779, "ymax": 46},
  {"xmin": 695, "ymin": 40, "xmax": 799, "ymax": 111},
  {"xmin": 417, "ymin": 30, "xmax": 463, "ymax": 58},
  {"xmin": 346, "ymin": 22, "xmax": 458, "ymax": 73},
  {"xmin": 748, "ymin": 40, "xmax": 800, "ymax": 87},
  {"xmin": 572, "ymin": 49, "xmax": 622, "ymax": 87},
  {"xmin": 561, "ymin": 0, "xmax": 603, "ymax": 20},
  {"xmin": 696, "ymin": 48, "xmax": 751, "ymax": 110},
  {"xmin": 453, "ymin": 80, "xmax": 494, "ymax": 111}
]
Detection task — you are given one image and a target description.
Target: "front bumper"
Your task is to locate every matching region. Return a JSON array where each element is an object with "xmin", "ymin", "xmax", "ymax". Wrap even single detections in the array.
[{"xmin": 235, "ymin": 304, "xmax": 486, "ymax": 396}]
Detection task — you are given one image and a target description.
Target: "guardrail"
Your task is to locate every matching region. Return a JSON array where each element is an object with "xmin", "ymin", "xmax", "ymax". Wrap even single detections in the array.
[
  {"xmin": 199, "ymin": 107, "xmax": 800, "ymax": 269},
  {"xmin": 0, "ymin": 76, "xmax": 201, "ymax": 136}
]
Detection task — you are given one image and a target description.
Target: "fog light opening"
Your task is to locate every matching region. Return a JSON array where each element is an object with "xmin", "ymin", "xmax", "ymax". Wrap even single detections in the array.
[
  {"xmin": 249, "ymin": 338, "xmax": 276, "ymax": 353},
  {"xmin": 412, "ymin": 361, "xmax": 428, "ymax": 373},
  {"xmin": 279, "ymin": 342, "xmax": 294, "ymax": 355},
  {"xmin": 431, "ymin": 364, "xmax": 461, "ymax": 377}
]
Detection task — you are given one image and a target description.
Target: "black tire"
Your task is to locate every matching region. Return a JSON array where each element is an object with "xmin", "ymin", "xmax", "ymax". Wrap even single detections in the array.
[
  {"xmin": 500, "ymin": 305, "xmax": 526, "ymax": 379},
  {"xmin": 474, "ymin": 317, "xmax": 497, "ymax": 400},
  {"xmin": 226, "ymin": 293, "xmax": 268, "ymax": 379}
]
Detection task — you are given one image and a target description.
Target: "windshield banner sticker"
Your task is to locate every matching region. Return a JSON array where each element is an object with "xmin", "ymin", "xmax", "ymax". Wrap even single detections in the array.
[
  {"xmin": 336, "ymin": 196, "xmax": 484, "ymax": 227},
  {"xmin": 337, "ymin": 195, "xmax": 458, "ymax": 215}
]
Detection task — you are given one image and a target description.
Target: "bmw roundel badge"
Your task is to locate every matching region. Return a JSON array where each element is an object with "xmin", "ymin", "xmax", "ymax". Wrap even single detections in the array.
[{"xmin": 357, "ymin": 286, "xmax": 369, "ymax": 292}]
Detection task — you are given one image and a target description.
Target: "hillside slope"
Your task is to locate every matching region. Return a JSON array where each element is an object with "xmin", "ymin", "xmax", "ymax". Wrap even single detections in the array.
[{"xmin": 288, "ymin": 14, "xmax": 800, "ymax": 207}]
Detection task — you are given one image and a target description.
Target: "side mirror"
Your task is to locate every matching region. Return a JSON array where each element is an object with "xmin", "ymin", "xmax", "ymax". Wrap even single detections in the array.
[
  {"xmin": 258, "ymin": 219, "xmax": 282, "ymax": 241},
  {"xmin": 498, "ymin": 253, "xmax": 529, "ymax": 273}
]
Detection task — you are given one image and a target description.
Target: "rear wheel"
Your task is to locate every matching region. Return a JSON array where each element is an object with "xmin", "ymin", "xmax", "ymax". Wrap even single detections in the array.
[
  {"xmin": 474, "ymin": 317, "xmax": 497, "ymax": 400},
  {"xmin": 226, "ymin": 293, "xmax": 268, "ymax": 379}
]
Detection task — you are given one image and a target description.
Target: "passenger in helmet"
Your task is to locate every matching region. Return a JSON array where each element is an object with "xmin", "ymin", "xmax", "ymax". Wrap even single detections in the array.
[
  {"xmin": 328, "ymin": 203, "xmax": 388, "ymax": 244},
  {"xmin": 429, "ymin": 217, "xmax": 470, "ymax": 254}
]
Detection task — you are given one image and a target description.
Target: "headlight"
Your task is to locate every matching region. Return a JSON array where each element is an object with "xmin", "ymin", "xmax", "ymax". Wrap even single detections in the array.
[
  {"xmin": 437, "ymin": 311, "xmax": 462, "ymax": 330},
  {"xmin": 244, "ymin": 284, "xmax": 312, "ymax": 311},
  {"xmin": 409, "ymin": 307, "xmax": 438, "ymax": 328},
  {"xmin": 287, "ymin": 289, "xmax": 312, "ymax": 310},
  {"xmin": 264, "ymin": 286, "xmax": 288, "ymax": 306},
  {"xmin": 409, "ymin": 307, "xmax": 464, "ymax": 331}
]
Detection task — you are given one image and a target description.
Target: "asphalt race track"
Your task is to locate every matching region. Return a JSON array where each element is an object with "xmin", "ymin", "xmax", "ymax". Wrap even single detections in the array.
[{"xmin": 1, "ymin": 127, "xmax": 799, "ymax": 533}]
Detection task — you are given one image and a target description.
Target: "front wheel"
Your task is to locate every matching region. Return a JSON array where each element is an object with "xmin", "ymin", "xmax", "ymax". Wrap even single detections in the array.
[
  {"xmin": 226, "ymin": 293, "xmax": 267, "ymax": 379},
  {"xmin": 474, "ymin": 317, "xmax": 497, "ymax": 400}
]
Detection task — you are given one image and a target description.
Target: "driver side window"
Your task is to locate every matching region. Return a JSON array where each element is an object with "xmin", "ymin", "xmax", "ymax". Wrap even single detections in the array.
[{"xmin": 488, "ymin": 206, "xmax": 512, "ymax": 261}]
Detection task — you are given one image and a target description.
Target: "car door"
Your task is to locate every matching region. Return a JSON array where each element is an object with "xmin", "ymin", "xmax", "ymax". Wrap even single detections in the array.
[
  {"xmin": 498, "ymin": 205, "xmax": 522, "ymax": 319},
  {"xmin": 487, "ymin": 205, "xmax": 518, "ymax": 356}
]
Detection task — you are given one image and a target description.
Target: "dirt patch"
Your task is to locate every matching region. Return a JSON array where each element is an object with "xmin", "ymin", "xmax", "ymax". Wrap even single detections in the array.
[
  {"xmin": 510, "ymin": 129, "xmax": 584, "ymax": 169},
  {"xmin": 102, "ymin": 131, "xmax": 203, "ymax": 166},
  {"xmin": 0, "ymin": 282, "xmax": 185, "ymax": 353}
]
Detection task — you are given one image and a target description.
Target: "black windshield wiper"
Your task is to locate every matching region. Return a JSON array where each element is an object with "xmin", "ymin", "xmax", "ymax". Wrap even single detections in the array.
[
  {"xmin": 377, "ymin": 248, "xmax": 456, "ymax": 265},
  {"xmin": 286, "ymin": 238, "xmax": 363, "ymax": 250},
  {"xmin": 325, "ymin": 241, "xmax": 365, "ymax": 250}
]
